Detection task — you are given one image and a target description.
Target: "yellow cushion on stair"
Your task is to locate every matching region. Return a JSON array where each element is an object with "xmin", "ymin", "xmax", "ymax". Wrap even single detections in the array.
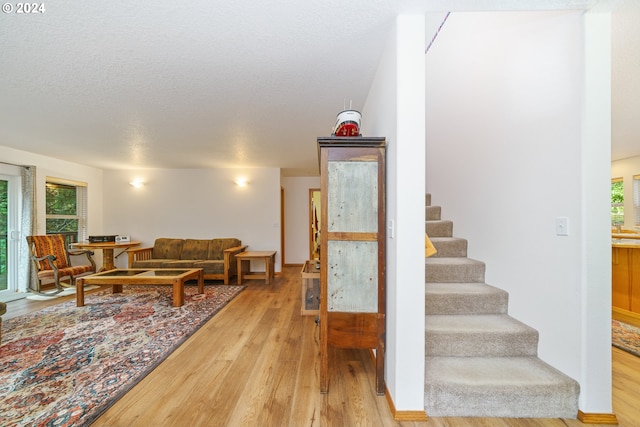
[{"xmin": 425, "ymin": 233, "xmax": 437, "ymax": 258}]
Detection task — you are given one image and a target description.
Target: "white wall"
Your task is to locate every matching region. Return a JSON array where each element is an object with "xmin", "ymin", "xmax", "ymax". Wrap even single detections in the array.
[
  {"xmin": 426, "ymin": 11, "xmax": 612, "ymax": 413},
  {"xmin": 0, "ymin": 145, "xmax": 105, "ymax": 271},
  {"xmin": 582, "ymin": 6, "xmax": 614, "ymax": 413},
  {"xmin": 611, "ymin": 154, "xmax": 640, "ymax": 231},
  {"xmin": 102, "ymin": 168, "xmax": 282, "ymax": 271},
  {"xmin": 281, "ymin": 176, "xmax": 320, "ymax": 265},
  {"xmin": 363, "ymin": 15, "xmax": 426, "ymax": 412}
]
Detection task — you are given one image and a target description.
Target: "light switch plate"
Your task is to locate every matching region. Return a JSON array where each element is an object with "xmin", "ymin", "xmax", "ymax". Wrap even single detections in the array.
[{"xmin": 556, "ymin": 217, "xmax": 569, "ymax": 236}]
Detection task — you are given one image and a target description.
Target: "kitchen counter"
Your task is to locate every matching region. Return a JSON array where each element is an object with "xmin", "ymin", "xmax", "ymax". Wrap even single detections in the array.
[
  {"xmin": 612, "ymin": 239, "xmax": 640, "ymax": 318},
  {"xmin": 612, "ymin": 232, "xmax": 640, "ymax": 240},
  {"xmin": 612, "ymin": 238, "xmax": 640, "ymax": 249}
]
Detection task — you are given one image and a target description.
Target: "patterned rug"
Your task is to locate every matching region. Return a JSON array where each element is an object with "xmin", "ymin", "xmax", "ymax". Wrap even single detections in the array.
[
  {"xmin": 0, "ymin": 284, "xmax": 244, "ymax": 427},
  {"xmin": 25, "ymin": 285, "xmax": 100, "ymax": 301},
  {"xmin": 612, "ymin": 319, "xmax": 640, "ymax": 358}
]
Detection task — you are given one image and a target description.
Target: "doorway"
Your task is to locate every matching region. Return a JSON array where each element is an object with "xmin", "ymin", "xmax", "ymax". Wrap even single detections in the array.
[{"xmin": 309, "ymin": 188, "xmax": 320, "ymax": 260}]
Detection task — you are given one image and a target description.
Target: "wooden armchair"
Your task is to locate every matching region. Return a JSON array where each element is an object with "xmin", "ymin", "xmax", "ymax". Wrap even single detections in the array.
[
  {"xmin": 0, "ymin": 301, "xmax": 6, "ymax": 343},
  {"xmin": 27, "ymin": 234, "xmax": 97, "ymax": 295}
]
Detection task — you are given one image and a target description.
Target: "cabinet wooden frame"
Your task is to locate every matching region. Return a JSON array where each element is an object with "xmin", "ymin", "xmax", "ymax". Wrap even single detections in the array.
[
  {"xmin": 612, "ymin": 246, "xmax": 640, "ymax": 314},
  {"xmin": 318, "ymin": 136, "xmax": 386, "ymax": 395}
]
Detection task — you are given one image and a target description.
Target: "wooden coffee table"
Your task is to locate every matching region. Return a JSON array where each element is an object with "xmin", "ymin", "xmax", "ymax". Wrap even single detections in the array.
[
  {"xmin": 236, "ymin": 251, "xmax": 276, "ymax": 285},
  {"xmin": 76, "ymin": 268, "xmax": 204, "ymax": 307}
]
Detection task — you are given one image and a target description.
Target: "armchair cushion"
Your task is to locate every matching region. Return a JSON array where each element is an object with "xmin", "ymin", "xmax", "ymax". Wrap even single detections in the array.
[
  {"xmin": 30, "ymin": 234, "xmax": 70, "ymax": 270},
  {"xmin": 36, "ymin": 265, "xmax": 96, "ymax": 281}
]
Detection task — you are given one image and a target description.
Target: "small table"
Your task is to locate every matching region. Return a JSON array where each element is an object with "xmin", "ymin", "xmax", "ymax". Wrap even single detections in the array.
[
  {"xmin": 72, "ymin": 241, "xmax": 141, "ymax": 271},
  {"xmin": 236, "ymin": 251, "xmax": 276, "ymax": 285},
  {"xmin": 76, "ymin": 268, "xmax": 204, "ymax": 307}
]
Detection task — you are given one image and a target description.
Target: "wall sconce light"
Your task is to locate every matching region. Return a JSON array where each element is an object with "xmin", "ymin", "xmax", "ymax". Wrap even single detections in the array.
[
  {"xmin": 234, "ymin": 177, "xmax": 249, "ymax": 187},
  {"xmin": 129, "ymin": 180, "xmax": 145, "ymax": 188}
]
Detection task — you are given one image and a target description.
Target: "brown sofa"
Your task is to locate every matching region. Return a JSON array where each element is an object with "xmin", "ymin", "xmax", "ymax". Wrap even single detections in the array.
[{"xmin": 126, "ymin": 238, "xmax": 247, "ymax": 285}]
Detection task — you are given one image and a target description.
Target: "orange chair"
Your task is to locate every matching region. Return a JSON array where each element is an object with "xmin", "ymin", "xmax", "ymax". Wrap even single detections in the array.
[
  {"xmin": 0, "ymin": 301, "xmax": 6, "ymax": 343},
  {"xmin": 27, "ymin": 234, "xmax": 96, "ymax": 295}
]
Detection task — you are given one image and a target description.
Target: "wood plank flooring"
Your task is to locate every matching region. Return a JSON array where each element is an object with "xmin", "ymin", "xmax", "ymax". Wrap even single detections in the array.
[{"xmin": 4, "ymin": 267, "xmax": 639, "ymax": 426}]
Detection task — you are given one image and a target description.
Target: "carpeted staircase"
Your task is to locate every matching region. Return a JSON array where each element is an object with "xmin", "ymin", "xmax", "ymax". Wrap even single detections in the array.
[{"xmin": 424, "ymin": 193, "xmax": 580, "ymax": 418}]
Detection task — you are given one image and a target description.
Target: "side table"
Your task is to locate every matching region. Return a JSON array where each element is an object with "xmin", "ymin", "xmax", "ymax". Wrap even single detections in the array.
[
  {"xmin": 72, "ymin": 241, "xmax": 141, "ymax": 271},
  {"xmin": 236, "ymin": 251, "xmax": 276, "ymax": 285}
]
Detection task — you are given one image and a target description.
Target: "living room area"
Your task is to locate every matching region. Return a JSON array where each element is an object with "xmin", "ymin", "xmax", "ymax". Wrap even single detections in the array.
[{"xmin": 1, "ymin": 1, "xmax": 632, "ymax": 425}]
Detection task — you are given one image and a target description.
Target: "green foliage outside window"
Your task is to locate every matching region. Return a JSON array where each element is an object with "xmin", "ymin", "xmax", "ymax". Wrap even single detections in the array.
[
  {"xmin": 612, "ymin": 180, "xmax": 624, "ymax": 225},
  {"xmin": 46, "ymin": 183, "xmax": 79, "ymax": 243}
]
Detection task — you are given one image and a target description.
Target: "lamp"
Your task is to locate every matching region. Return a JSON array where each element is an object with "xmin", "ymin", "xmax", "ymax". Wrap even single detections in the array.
[
  {"xmin": 234, "ymin": 177, "xmax": 249, "ymax": 187},
  {"xmin": 129, "ymin": 180, "xmax": 145, "ymax": 188}
]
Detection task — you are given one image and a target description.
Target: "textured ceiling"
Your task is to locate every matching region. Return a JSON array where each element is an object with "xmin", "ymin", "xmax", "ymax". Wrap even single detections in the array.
[{"xmin": 2, "ymin": 0, "xmax": 627, "ymax": 177}]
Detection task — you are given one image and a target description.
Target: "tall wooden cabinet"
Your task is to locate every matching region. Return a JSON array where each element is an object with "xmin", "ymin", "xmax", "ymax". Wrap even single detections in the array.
[{"xmin": 317, "ymin": 136, "xmax": 386, "ymax": 394}]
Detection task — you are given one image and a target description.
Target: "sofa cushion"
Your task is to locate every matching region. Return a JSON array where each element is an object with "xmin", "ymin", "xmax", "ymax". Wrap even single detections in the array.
[
  {"xmin": 180, "ymin": 239, "xmax": 210, "ymax": 260},
  {"xmin": 132, "ymin": 259, "xmax": 176, "ymax": 269},
  {"xmin": 208, "ymin": 238, "xmax": 242, "ymax": 260},
  {"xmin": 152, "ymin": 238, "xmax": 184, "ymax": 259},
  {"xmin": 162, "ymin": 260, "xmax": 203, "ymax": 269},
  {"xmin": 193, "ymin": 260, "xmax": 225, "ymax": 275}
]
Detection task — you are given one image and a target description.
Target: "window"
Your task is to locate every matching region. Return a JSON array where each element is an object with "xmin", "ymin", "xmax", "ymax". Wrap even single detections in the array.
[
  {"xmin": 611, "ymin": 178, "xmax": 624, "ymax": 226},
  {"xmin": 45, "ymin": 178, "xmax": 87, "ymax": 246},
  {"xmin": 634, "ymin": 175, "xmax": 640, "ymax": 226}
]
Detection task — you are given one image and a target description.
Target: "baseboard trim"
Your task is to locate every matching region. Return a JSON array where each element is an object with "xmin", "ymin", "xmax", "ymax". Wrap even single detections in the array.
[
  {"xmin": 613, "ymin": 307, "xmax": 640, "ymax": 329},
  {"xmin": 577, "ymin": 410, "xmax": 618, "ymax": 424},
  {"xmin": 383, "ymin": 386, "xmax": 428, "ymax": 421},
  {"xmin": 365, "ymin": 349, "xmax": 428, "ymax": 422}
]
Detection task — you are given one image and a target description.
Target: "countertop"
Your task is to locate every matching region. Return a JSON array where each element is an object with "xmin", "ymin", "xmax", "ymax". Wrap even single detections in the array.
[
  {"xmin": 612, "ymin": 237, "xmax": 640, "ymax": 249},
  {"xmin": 612, "ymin": 233, "xmax": 640, "ymax": 240}
]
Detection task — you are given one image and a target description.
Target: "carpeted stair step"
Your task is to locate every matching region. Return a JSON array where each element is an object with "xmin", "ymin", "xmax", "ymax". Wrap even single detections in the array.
[
  {"xmin": 426, "ymin": 193, "xmax": 431, "ymax": 207},
  {"xmin": 425, "ymin": 314, "xmax": 539, "ymax": 357},
  {"xmin": 426, "ymin": 205, "xmax": 441, "ymax": 221},
  {"xmin": 429, "ymin": 237, "xmax": 467, "ymax": 258},
  {"xmin": 425, "ymin": 220, "xmax": 453, "ymax": 237},
  {"xmin": 426, "ymin": 282, "xmax": 508, "ymax": 315},
  {"xmin": 424, "ymin": 356, "xmax": 580, "ymax": 418},
  {"xmin": 426, "ymin": 257, "xmax": 485, "ymax": 283}
]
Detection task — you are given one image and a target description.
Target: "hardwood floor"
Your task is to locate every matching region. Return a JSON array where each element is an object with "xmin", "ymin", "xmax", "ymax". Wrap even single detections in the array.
[{"xmin": 4, "ymin": 267, "xmax": 639, "ymax": 426}]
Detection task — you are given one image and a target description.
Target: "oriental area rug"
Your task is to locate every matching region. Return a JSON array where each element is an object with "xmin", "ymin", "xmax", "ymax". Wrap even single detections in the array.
[
  {"xmin": 612, "ymin": 319, "xmax": 640, "ymax": 358},
  {"xmin": 0, "ymin": 284, "xmax": 244, "ymax": 427}
]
